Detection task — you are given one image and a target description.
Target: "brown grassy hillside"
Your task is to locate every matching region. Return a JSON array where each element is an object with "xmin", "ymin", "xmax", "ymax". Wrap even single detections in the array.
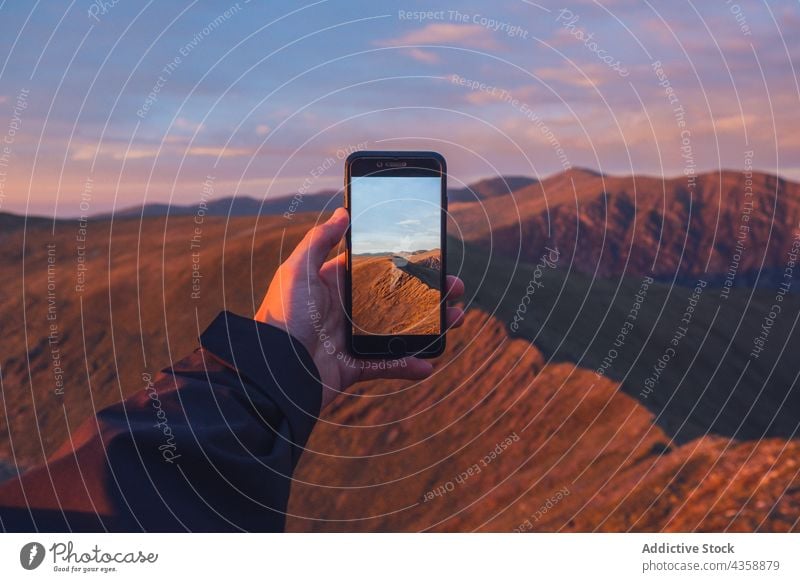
[
  {"xmin": 0, "ymin": 212, "xmax": 307, "ymax": 470},
  {"xmin": 288, "ymin": 310, "xmax": 800, "ymax": 532}
]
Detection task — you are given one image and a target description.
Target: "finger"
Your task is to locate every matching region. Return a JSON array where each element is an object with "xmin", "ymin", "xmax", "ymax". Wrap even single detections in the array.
[
  {"xmin": 445, "ymin": 275, "xmax": 465, "ymax": 301},
  {"xmin": 319, "ymin": 252, "xmax": 347, "ymax": 301},
  {"xmin": 289, "ymin": 207, "xmax": 349, "ymax": 271},
  {"xmin": 446, "ymin": 306, "xmax": 465, "ymax": 329},
  {"xmin": 358, "ymin": 357, "xmax": 433, "ymax": 383},
  {"xmin": 320, "ymin": 251, "xmax": 346, "ymax": 281}
]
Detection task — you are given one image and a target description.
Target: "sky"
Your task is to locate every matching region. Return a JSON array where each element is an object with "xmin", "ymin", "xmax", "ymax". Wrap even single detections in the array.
[
  {"xmin": 0, "ymin": 0, "xmax": 798, "ymax": 216},
  {"xmin": 350, "ymin": 176, "xmax": 440, "ymax": 253}
]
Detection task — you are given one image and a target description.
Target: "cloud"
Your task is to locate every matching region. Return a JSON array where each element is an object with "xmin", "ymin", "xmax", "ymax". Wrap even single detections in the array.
[
  {"xmin": 174, "ymin": 117, "xmax": 205, "ymax": 132},
  {"xmin": 405, "ymin": 48, "xmax": 441, "ymax": 64},
  {"xmin": 460, "ymin": 84, "xmax": 539, "ymax": 105},
  {"xmin": 548, "ymin": 28, "xmax": 584, "ymax": 48},
  {"xmin": 187, "ymin": 146, "xmax": 252, "ymax": 158},
  {"xmin": 714, "ymin": 114, "xmax": 758, "ymax": 133},
  {"xmin": 69, "ymin": 145, "xmax": 99, "ymax": 161},
  {"xmin": 163, "ymin": 135, "xmax": 190, "ymax": 144},
  {"xmin": 256, "ymin": 124, "xmax": 271, "ymax": 136},
  {"xmin": 123, "ymin": 148, "xmax": 162, "ymax": 160},
  {"xmin": 377, "ymin": 23, "xmax": 500, "ymax": 60},
  {"xmin": 535, "ymin": 66, "xmax": 601, "ymax": 88},
  {"xmin": 69, "ymin": 141, "xmax": 252, "ymax": 161},
  {"xmin": 70, "ymin": 143, "xmax": 160, "ymax": 161},
  {"xmin": 397, "ymin": 218, "xmax": 421, "ymax": 226}
]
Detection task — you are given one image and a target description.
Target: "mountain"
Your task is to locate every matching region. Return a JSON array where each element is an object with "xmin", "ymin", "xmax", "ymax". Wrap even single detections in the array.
[
  {"xmin": 289, "ymin": 308, "xmax": 800, "ymax": 532},
  {"xmin": 0, "ymin": 211, "xmax": 54, "ymax": 230},
  {"xmin": 447, "ymin": 175, "xmax": 538, "ymax": 203},
  {"xmin": 448, "ymin": 237, "xmax": 800, "ymax": 444},
  {"xmin": 90, "ymin": 176, "xmax": 537, "ymax": 219},
  {"xmin": 351, "ymin": 250, "xmax": 441, "ymax": 335},
  {"xmin": 449, "ymin": 168, "xmax": 800, "ymax": 286},
  {"xmin": 95, "ymin": 189, "xmax": 341, "ymax": 219},
  {"xmin": 84, "ymin": 167, "xmax": 800, "ymax": 289},
  {"xmin": 1, "ymin": 207, "xmax": 797, "ymax": 531}
]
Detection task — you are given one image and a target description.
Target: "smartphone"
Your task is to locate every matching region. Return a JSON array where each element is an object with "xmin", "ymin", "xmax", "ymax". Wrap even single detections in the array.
[{"xmin": 344, "ymin": 151, "xmax": 447, "ymax": 358}]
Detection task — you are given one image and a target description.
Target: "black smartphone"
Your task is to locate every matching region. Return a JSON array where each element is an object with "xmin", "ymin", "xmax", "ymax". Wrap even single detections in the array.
[{"xmin": 344, "ymin": 151, "xmax": 447, "ymax": 359}]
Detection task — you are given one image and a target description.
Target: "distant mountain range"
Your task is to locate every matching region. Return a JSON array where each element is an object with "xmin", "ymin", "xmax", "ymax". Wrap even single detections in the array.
[
  {"xmin": 3, "ymin": 168, "xmax": 798, "ymax": 288},
  {"xmin": 85, "ymin": 174, "xmax": 537, "ymax": 219},
  {"xmin": 93, "ymin": 189, "xmax": 341, "ymax": 219},
  {"xmin": 447, "ymin": 175, "xmax": 537, "ymax": 202},
  {"xmin": 447, "ymin": 168, "xmax": 800, "ymax": 287}
]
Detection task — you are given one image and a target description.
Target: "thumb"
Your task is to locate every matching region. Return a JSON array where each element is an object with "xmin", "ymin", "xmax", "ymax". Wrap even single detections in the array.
[{"xmin": 290, "ymin": 207, "xmax": 349, "ymax": 271}]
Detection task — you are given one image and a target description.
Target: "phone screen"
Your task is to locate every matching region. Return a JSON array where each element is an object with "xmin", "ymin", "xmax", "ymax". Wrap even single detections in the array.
[{"xmin": 349, "ymin": 175, "xmax": 443, "ymax": 336}]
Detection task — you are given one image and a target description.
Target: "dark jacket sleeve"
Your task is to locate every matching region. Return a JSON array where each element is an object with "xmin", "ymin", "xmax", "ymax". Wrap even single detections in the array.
[{"xmin": 0, "ymin": 311, "xmax": 322, "ymax": 532}]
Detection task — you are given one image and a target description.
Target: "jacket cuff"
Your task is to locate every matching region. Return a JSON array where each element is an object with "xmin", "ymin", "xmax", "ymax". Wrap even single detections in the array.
[{"xmin": 199, "ymin": 311, "xmax": 323, "ymax": 450}]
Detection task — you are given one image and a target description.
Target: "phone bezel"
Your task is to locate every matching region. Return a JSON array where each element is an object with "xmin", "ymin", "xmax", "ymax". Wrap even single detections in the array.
[{"xmin": 344, "ymin": 150, "xmax": 447, "ymax": 359}]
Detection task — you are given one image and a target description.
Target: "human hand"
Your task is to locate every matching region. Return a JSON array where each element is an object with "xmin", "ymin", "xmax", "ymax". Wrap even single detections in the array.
[{"xmin": 255, "ymin": 208, "xmax": 465, "ymax": 408}]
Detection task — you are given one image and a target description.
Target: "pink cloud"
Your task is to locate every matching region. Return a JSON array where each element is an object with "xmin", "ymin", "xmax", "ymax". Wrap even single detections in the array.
[
  {"xmin": 535, "ymin": 66, "xmax": 603, "ymax": 88},
  {"xmin": 404, "ymin": 48, "xmax": 441, "ymax": 64},
  {"xmin": 377, "ymin": 23, "xmax": 500, "ymax": 53},
  {"xmin": 462, "ymin": 84, "xmax": 539, "ymax": 105},
  {"xmin": 69, "ymin": 141, "xmax": 253, "ymax": 161},
  {"xmin": 186, "ymin": 146, "xmax": 252, "ymax": 158},
  {"xmin": 173, "ymin": 117, "xmax": 205, "ymax": 132}
]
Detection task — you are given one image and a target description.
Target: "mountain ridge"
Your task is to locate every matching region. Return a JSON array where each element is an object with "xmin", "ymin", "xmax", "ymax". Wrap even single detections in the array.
[
  {"xmin": 3, "ymin": 168, "xmax": 798, "ymax": 290},
  {"xmin": 1, "ymin": 167, "xmax": 795, "ymax": 222}
]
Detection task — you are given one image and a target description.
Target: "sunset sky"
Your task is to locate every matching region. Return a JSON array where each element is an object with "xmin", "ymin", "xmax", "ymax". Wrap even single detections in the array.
[{"xmin": 0, "ymin": 0, "xmax": 798, "ymax": 216}]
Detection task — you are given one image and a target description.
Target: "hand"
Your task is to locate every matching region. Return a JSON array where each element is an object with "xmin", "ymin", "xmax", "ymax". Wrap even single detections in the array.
[{"xmin": 255, "ymin": 208, "xmax": 465, "ymax": 408}]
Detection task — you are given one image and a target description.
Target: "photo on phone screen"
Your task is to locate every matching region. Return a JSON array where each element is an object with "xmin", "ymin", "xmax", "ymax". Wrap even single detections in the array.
[{"xmin": 349, "ymin": 175, "xmax": 442, "ymax": 336}]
